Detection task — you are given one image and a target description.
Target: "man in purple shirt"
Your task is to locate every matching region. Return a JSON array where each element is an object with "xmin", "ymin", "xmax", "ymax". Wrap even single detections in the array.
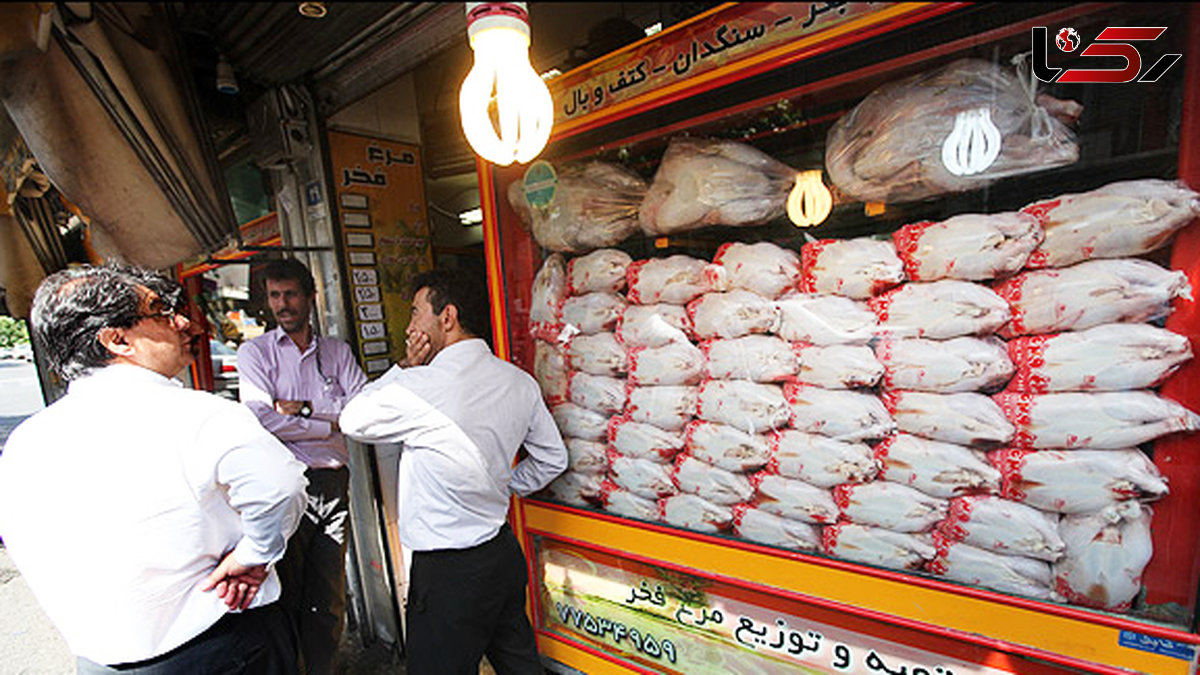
[{"xmin": 237, "ymin": 258, "xmax": 367, "ymax": 675}]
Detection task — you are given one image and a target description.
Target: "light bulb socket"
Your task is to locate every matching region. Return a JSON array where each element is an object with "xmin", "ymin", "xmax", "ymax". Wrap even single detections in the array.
[
  {"xmin": 216, "ymin": 55, "xmax": 239, "ymax": 95},
  {"xmin": 466, "ymin": 2, "xmax": 530, "ymax": 42},
  {"xmin": 298, "ymin": 2, "xmax": 327, "ymax": 18}
]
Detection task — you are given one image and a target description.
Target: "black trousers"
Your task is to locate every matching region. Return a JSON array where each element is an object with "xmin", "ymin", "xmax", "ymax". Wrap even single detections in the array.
[
  {"xmin": 406, "ymin": 524, "xmax": 543, "ymax": 675},
  {"xmin": 276, "ymin": 467, "xmax": 350, "ymax": 675},
  {"xmin": 76, "ymin": 603, "xmax": 297, "ymax": 674}
]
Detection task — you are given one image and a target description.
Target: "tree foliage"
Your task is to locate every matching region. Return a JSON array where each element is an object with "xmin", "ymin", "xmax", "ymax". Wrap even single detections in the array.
[{"xmin": 0, "ymin": 316, "xmax": 30, "ymax": 348}]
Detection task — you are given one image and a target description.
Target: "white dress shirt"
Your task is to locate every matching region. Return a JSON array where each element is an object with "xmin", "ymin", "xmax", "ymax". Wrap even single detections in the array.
[
  {"xmin": 0, "ymin": 364, "xmax": 308, "ymax": 665},
  {"xmin": 340, "ymin": 339, "xmax": 567, "ymax": 551}
]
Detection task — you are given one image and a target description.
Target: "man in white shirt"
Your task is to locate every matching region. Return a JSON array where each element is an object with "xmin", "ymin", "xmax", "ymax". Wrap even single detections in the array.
[
  {"xmin": 0, "ymin": 264, "xmax": 308, "ymax": 674},
  {"xmin": 340, "ymin": 269, "xmax": 567, "ymax": 675}
]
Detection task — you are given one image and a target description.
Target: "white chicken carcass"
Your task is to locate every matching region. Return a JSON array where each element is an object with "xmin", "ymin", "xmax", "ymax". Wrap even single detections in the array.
[
  {"xmin": 550, "ymin": 403, "xmax": 608, "ymax": 442},
  {"xmin": 892, "ymin": 212, "xmax": 1043, "ymax": 281},
  {"xmin": 937, "ymin": 495, "xmax": 1064, "ymax": 562},
  {"xmin": 600, "ymin": 480, "xmax": 660, "ymax": 520},
  {"xmin": 711, "ymin": 241, "xmax": 802, "ymax": 299},
  {"xmin": 702, "ymin": 335, "xmax": 798, "ymax": 383},
  {"xmin": 732, "ymin": 505, "xmax": 821, "ymax": 551},
  {"xmin": 567, "ymin": 248, "xmax": 633, "ymax": 294},
  {"xmin": 687, "ymin": 289, "xmax": 779, "ymax": 339},
  {"xmin": 530, "ymin": 253, "xmax": 567, "ymax": 340},
  {"xmin": 608, "ymin": 417, "xmax": 685, "ymax": 464},
  {"xmin": 821, "ymin": 523, "xmax": 936, "ymax": 571},
  {"xmin": 1022, "ymin": 178, "xmax": 1200, "ymax": 269},
  {"xmin": 567, "ymin": 371, "xmax": 627, "ymax": 414},
  {"xmin": 685, "ymin": 421, "xmax": 771, "ymax": 473},
  {"xmin": 1053, "ymin": 501, "xmax": 1154, "ymax": 611},
  {"xmin": 990, "ymin": 448, "xmax": 1168, "ymax": 514},
  {"xmin": 833, "ymin": 482, "xmax": 949, "ymax": 533},
  {"xmin": 750, "ymin": 472, "xmax": 839, "ymax": 524},
  {"xmin": 993, "ymin": 390, "xmax": 1200, "ymax": 450},
  {"xmin": 508, "ymin": 161, "xmax": 645, "ymax": 253},
  {"xmin": 659, "ymin": 494, "xmax": 734, "ymax": 532},
  {"xmin": 994, "ymin": 258, "xmax": 1192, "ymax": 338},
  {"xmin": 875, "ymin": 336, "xmax": 1014, "ymax": 393},
  {"xmin": 794, "ymin": 343, "xmax": 884, "ymax": 389},
  {"xmin": 927, "ymin": 536, "xmax": 1055, "ymax": 601},
  {"xmin": 768, "ymin": 429, "xmax": 878, "ymax": 488},
  {"xmin": 626, "ymin": 385, "xmax": 698, "ymax": 431},
  {"xmin": 542, "ymin": 471, "xmax": 604, "ymax": 506},
  {"xmin": 626, "ymin": 255, "xmax": 715, "ymax": 305},
  {"xmin": 533, "ymin": 340, "xmax": 570, "ymax": 405},
  {"xmin": 566, "ymin": 332, "xmax": 627, "ymax": 377},
  {"xmin": 1005, "ymin": 324, "xmax": 1192, "ymax": 393},
  {"xmin": 609, "ymin": 454, "xmax": 679, "ymax": 500},
  {"xmin": 883, "ymin": 390, "xmax": 1014, "ymax": 447},
  {"xmin": 564, "ymin": 437, "xmax": 609, "ymax": 475},
  {"xmin": 616, "ymin": 303, "xmax": 693, "ymax": 348},
  {"xmin": 638, "ymin": 137, "xmax": 795, "ymax": 234},
  {"xmin": 874, "ymin": 433, "xmax": 1001, "ymax": 498},
  {"xmin": 672, "ymin": 455, "xmax": 754, "ymax": 505},
  {"xmin": 560, "ymin": 292, "xmax": 625, "ymax": 335},
  {"xmin": 775, "ymin": 293, "xmax": 878, "ymax": 345},
  {"xmin": 870, "ymin": 280, "xmax": 1011, "ymax": 339},
  {"xmin": 696, "ymin": 380, "xmax": 790, "ymax": 434},
  {"xmin": 799, "ymin": 237, "xmax": 905, "ymax": 299},
  {"xmin": 784, "ymin": 384, "xmax": 896, "ymax": 442},
  {"xmin": 627, "ymin": 340, "xmax": 705, "ymax": 386}
]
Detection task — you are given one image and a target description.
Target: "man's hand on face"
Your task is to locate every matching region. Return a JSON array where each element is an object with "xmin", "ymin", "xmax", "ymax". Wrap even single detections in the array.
[
  {"xmin": 274, "ymin": 400, "xmax": 304, "ymax": 415},
  {"xmin": 402, "ymin": 330, "xmax": 432, "ymax": 367}
]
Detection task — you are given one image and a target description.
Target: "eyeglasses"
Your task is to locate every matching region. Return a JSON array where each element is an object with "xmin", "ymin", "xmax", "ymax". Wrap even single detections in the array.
[{"xmin": 135, "ymin": 303, "xmax": 189, "ymax": 326}]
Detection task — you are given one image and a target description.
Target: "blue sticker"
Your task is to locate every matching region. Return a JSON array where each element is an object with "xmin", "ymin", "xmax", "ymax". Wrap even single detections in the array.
[
  {"xmin": 1119, "ymin": 630, "xmax": 1196, "ymax": 661},
  {"xmin": 523, "ymin": 161, "xmax": 558, "ymax": 209}
]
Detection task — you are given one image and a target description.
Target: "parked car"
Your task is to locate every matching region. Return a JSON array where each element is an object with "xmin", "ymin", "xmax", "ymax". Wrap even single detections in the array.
[{"xmin": 210, "ymin": 339, "xmax": 239, "ymax": 400}]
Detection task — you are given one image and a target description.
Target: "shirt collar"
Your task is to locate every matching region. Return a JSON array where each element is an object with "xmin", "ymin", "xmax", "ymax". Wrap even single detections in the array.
[
  {"xmin": 271, "ymin": 325, "xmax": 315, "ymax": 354},
  {"xmin": 68, "ymin": 362, "xmax": 183, "ymax": 395},
  {"xmin": 428, "ymin": 338, "xmax": 490, "ymax": 367}
]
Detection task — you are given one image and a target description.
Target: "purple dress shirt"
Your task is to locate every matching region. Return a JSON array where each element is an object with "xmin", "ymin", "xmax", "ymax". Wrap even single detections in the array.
[{"xmin": 237, "ymin": 327, "xmax": 368, "ymax": 468}]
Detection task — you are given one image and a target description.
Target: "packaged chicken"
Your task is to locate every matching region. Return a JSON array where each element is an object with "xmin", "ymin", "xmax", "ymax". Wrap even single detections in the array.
[
  {"xmin": 702, "ymin": 335, "xmax": 798, "ymax": 383},
  {"xmin": 876, "ymin": 336, "xmax": 1013, "ymax": 393},
  {"xmin": 542, "ymin": 471, "xmax": 604, "ymax": 506},
  {"xmin": 617, "ymin": 303, "xmax": 693, "ymax": 348},
  {"xmin": 873, "ymin": 433, "xmax": 1000, "ymax": 498},
  {"xmin": 534, "ymin": 340, "xmax": 570, "ymax": 405},
  {"xmin": 870, "ymin": 280, "xmax": 1011, "ymax": 339},
  {"xmin": 927, "ymin": 535, "xmax": 1055, "ymax": 601},
  {"xmin": 560, "ymin": 292, "xmax": 625, "ymax": 335},
  {"xmin": 697, "ymin": 380, "xmax": 790, "ymax": 434},
  {"xmin": 551, "ymin": 403, "xmax": 609, "ymax": 442},
  {"xmin": 750, "ymin": 472, "xmax": 839, "ymax": 524},
  {"xmin": 833, "ymin": 482, "xmax": 949, "ymax": 533},
  {"xmin": 882, "ymin": 390, "xmax": 1014, "ymax": 447},
  {"xmin": 784, "ymin": 384, "xmax": 896, "ymax": 442},
  {"xmin": 659, "ymin": 494, "xmax": 734, "ymax": 532},
  {"xmin": 685, "ymin": 421, "xmax": 771, "ymax": 473},
  {"xmin": 565, "ymin": 437, "xmax": 610, "ymax": 475},
  {"xmin": 530, "ymin": 253, "xmax": 568, "ymax": 340},
  {"xmin": 687, "ymin": 290, "xmax": 779, "ymax": 339},
  {"xmin": 567, "ymin": 371, "xmax": 627, "ymax": 414},
  {"xmin": 1006, "ymin": 324, "xmax": 1192, "ymax": 393},
  {"xmin": 566, "ymin": 332, "xmax": 627, "ymax": 377},
  {"xmin": 732, "ymin": 504, "xmax": 821, "ymax": 551},
  {"xmin": 937, "ymin": 495, "xmax": 1064, "ymax": 562},
  {"xmin": 672, "ymin": 455, "xmax": 754, "ymax": 505},
  {"xmin": 600, "ymin": 480, "xmax": 660, "ymax": 521},
  {"xmin": 993, "ymin": 390, "xmax": 1200, "ymax": 450},
  {"xmin": 1023, "ymin": 178, "xmax": 1200, "ymax": 269},
  {"xmin": 991, "ymin": 448, "xmax": 1168, "ymax": 514},
  {"xmin": 628, "ymin": 340, "xmax": 705, "ymax": 386},
  {"xmin": 626, "ymin": 255, "xmax": 715, "ymax": 305},
  {"xmin": 1053, "ymin": 501, "xmax": 1153, "ymax": 611},
  {"xmin": 825, "ymin": 58, "xmax": 1080, "ymax": 204},
  {"xmin": 711, "ymin": 241, "xmax": 802, "ymax": 299},
  {"xmin": 639, "ymin": 137, "xmax": 795, "ymax": 234},
  {"xmin": 893, "ymin": 212, "xmax": 1043, "ymax": 281},
  {"xmin": 608, "ymin": 416, "xmax": 685, "ymax": 463},
  {"xmin": 794, "ymin": 343, "xmax": 884, "ymax": 389},
  {"xmin": 821, "ymin": 523, "xmax": 936, "ymax": 571},
  {"xmin": 768, "ymin": 429, "xmax": 878, "ymax": 488},
  {"xmin": 508, "ymin": 161, "xmax": 645, "ymax": 253},
  {"xmin": 609, "ymin": 453, "xmax": 679, "ymax": 500},
  {"xmin": 567, "ymin": 248, "xmax": 633, "ymax": 294},
  {"xmin": 994, "ymin": 258, "xmax": 1192, "ymax": 338},
  {"xmin": 799, "ymin": 237, "xmax": 905, "ymax": 299},
  {"xmin": 626, "ymin": 385, "xmax": 698, "ymax": 431},
  {"xmin": 776, "ymin": 293, "xmax": 878, "ymax": 345}
]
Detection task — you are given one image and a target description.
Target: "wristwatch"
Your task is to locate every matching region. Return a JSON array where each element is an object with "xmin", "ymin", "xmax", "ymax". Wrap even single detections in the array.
[{"xmin": 298, "ymin": 401, "xmax": 313, "ymax": 418}]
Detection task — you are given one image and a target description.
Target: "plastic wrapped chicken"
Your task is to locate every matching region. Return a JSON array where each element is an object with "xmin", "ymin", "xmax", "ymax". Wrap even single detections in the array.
[
  {"xmin": 560, "ymin": 292, "xmax": 625, "ymax": 335},
  {"xmin": 530, "ymin": 254, "xmax": 567, "ymax": 340},
  {"xmin": 1053, "ymin": 501, "xmax": 1154, "ymax": 611},
  {"xmin": 672, "ymin": 455, "xmax": 754, "ymax": 505},
  {"xmin": 508, "ymin": 161, "xmax": 646, "ymax": 253},
  {"xmin": 601, "ymin": 480, "xmax": 660, "ymax": 521},
  {"xmin": 875, "ymin": 336, "xmax": 1014, "ymax": 393},
  {"xmin": 784, "ymin": 384, "xmax": 896, "ymax": 442},
  {"xmin": 871, "ymin": 280, "xmax": 1011, "ymax": 339},
  {"xmin": 565, "ymin": 438, "xmax": 610, "ymax": 475},
  {"xmin": 568, "ymin": 248, "xmax": 633, "ymax": 294},
  {"xmin": 873, "ymin": 433, "xmax": 1000, "ymax": 498},
  {"xmin": 542, "ymin": 471, "xmax": 604, "ymax": 506},
  {"xmin": 927, "ymin": 536, "xmax": 1055, "ymax": 600},
  {"xmin": 551, "ymin": 403, "xmax": 608, "ymax": 442},
  {"xmin": 711, "ymin": 241, "xmax": 802, "ymax": 299},
  {"xmin": 892, "ymin": 211, "xmax": 1043, "ymax": 281},
  {"xmin": 776, "ymin": 293, "xmax": 878, "ymax": 345},
  {"xmin": 626, "ymin": 385, "xmax": 699, "ymax": 431},
  {"xmin": 991, "ymin": 448, "xmax": 1169, "ymax": 514},
  {"xmin": 794, "ymin": 343, "xmax": 884, "ymax": 389},
  {"xmin": 687, "ymin": 290, "xmax": 779, "ymax": 339},
  {"xmin": 821, "ymin": 523, "xmax": 936, "ymax": 571},
  {"xmin": 639, "ymin": 137, "xmax": 796, "ymax": 234},
  {"xmin": 825, "ymin": 58, "xmax": 1080, "ymax": 204},
  {"xmin": 626, "ymin": 255, "xmax": 715, "ymax": 305},
  {"xmin": 566, "ymin": 332, "xmax": 627, "ymax": 377},
  {"xmin": 567, "ymin": 371, "xmax": 626, "ymax": 414},
  {"xmin": 799, "ymin": 237, "xmax": 905, "ymax": 299},
  {"xmin": 609, "ymin": 417, "xmax": 685, "ymax": 463},
  {"xmin": 768, "ymin": 429, "xmax": 878, "ymax": 488},
  {"xmin": 609, "ymin": 454, "xmax": 679, "ymax": 500},
  {"xmin": 750, "ymin": 472, "xmax": 839, "ymax": 524},
  {"xmin": 994, "ymin": 258, "xmax": 1192, "ymax": 338},
  {"xmin": 534, "ymin": 340, "xmax": 570, "ymax": 405},
  {"xmin": 702, "ymin": 335, "xmax": 798, "ymax": 383},
  {"xmin": 697, "ymin": 380, "xmax": 790, "ymax": 433},
  {"xmin": 685, "ymin": 421, "xmax": 771, "ymax": 473},
  {"xmin": 883, "ymin": 390, "xmax": 1014, "ymax": 447},
  {"xmin": 1023, "ymin": 178, "xmax": 1200, "ymax": 268},
  {"xmin": 659, "ymin": 494, "xmax": 734, "ymax": 532},
  {"xmin": 732, "ymin": 505, "xmax": 821, "ymax": 551},
  {"xmin": 833, "ymin": 482, "xmax": 949, "ymax": 533},
  {"xmin": 628, "ymin": 340, "xmax": 705, "ymax": 386},
  {"xmin": 937, "ymin": 495, "xmax": 1065, "ymax": 562},
  {"xmin": 617, "ymin": 304, "xmax": 693, "ymax": 348},
  {"xmin": 1006, "ymin": 324, "xmax": 1192, "ymax": 393},
  {"xmin": 993, "ymin": 390, "xmax": 1200, "ymax": 450}
]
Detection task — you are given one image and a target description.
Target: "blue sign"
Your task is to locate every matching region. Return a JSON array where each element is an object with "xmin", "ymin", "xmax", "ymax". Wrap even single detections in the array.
[{"xmin": 1119, "ymin": 630, "xmax": 1196, "ymax": 661}]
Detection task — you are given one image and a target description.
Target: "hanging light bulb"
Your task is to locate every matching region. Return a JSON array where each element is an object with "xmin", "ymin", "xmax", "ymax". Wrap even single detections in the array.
[
  {"xmin": 458, "ymin": 2, "xmax": 554, "ymax": 166},
  {"xmin": 787, "ymin": 170, "xmax": 833, "ymax": 227},
  {"xmin": 941, "ymin": 107, "xmax": 1002, "ymax": 176}
]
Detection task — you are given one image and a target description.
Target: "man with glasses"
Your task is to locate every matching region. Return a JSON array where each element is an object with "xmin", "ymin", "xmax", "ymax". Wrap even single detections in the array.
[
  {"xmin": 237, "ymin": 258, "xmax": 366, "ymax": 675},
  {"xmin": 0, "ymin": 264, "xmax": 308, "ymax": 673}
]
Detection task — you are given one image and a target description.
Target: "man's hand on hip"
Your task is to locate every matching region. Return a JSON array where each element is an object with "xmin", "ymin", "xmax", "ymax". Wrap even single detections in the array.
[{"xmin": 201, "ymin": 550, "xmax": 269, "ymax": 611}]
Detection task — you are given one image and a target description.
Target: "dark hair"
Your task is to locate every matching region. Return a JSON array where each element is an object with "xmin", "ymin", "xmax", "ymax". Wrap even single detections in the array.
[
  {"xmin": 30, "ymin": 264, "xmax": 184, "ymax": 381},
  {"xmin": 262, "ymin": 258, "xmax": 315, "ymax": 297},
  {"xmin": 412, "ymin": 269, "xmax": 491, "ymax": 340}
]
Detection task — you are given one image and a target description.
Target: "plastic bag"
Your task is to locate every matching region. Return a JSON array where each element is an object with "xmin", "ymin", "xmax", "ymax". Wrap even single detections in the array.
[{"xmin": 507, "ymin": 161, "xmax": 646, "ymax": 253}]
